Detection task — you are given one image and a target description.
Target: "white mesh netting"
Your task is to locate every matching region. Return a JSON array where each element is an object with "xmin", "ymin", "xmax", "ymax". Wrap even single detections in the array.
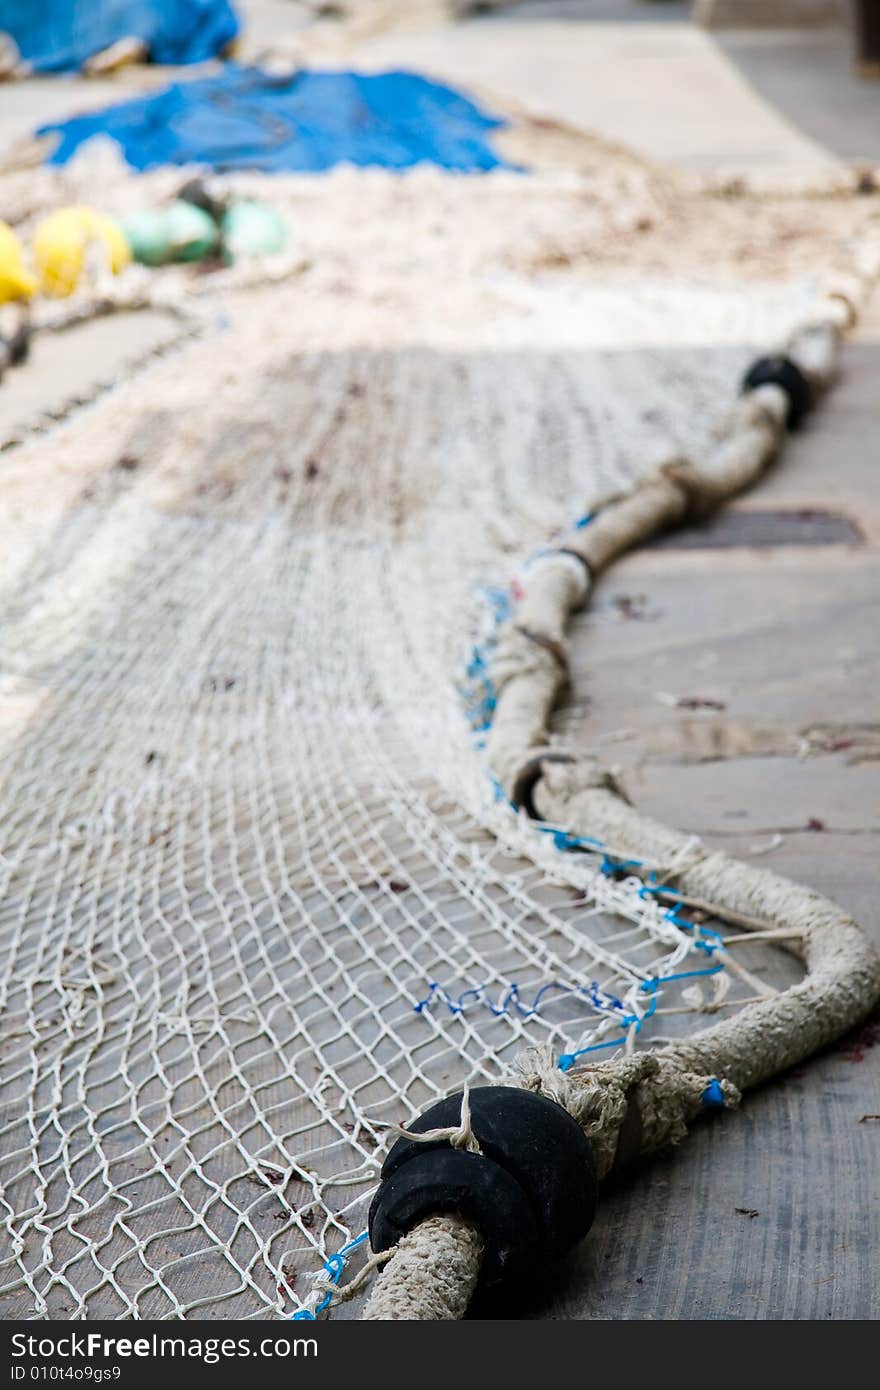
[{"xmin": 0, "ymin": 163, "xmax": 844, "ymax": 1320}]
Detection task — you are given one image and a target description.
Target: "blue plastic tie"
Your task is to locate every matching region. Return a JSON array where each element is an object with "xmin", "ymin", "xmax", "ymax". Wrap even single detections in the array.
[
  {"xmin": 662, "ymin": 905, "xmax": 693, "ymax": 930},
  {"xmin": 558, "ymin": 1041, "xmax": 618, "ymax": 1070},
  {"xmin": 292, "ymin": 1230, "xmax": 369, "ymax": 1319},
  {"xmin": 535, "ymin": 824, "xmax": 605, "ymax": 853},
  {"xmin": 641, "ymin": 963, "xmax": 723, "ymax": 989},
  {"xmin": 553, "ymin": 829, "xmax": 603, "ymax": 853},
  {"xmin": 701, "ymin": 1078, "xmax": 726, "ymax": 1109},
  {"xmin": 694, "ymin": 927, "xmax": 724, "ymax": 956},
  {"xmin": 600, "ymin": 853, "xmax": 644, "ymax": 876}
]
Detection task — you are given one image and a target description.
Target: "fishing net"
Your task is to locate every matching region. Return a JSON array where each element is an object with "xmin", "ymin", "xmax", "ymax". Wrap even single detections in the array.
[{"xmin": 0, "ymin": 158, "xmax": 878, "ymax": 1320}]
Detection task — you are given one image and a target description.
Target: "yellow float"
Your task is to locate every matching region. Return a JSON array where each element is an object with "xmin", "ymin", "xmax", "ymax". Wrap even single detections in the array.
[
  {"xmin": 0, "ymin": 220, "xmax": 37, "ymax": 302},
  {"xmin": 32, "ymin": 206, "xmax": 131, "ymax": 297}
]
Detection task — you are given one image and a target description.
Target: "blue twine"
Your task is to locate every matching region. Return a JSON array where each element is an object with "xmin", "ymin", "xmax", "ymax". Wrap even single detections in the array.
[
  {"xmin": 457, "ymin": 561, "xmax": 733, "ymax": 1083},
  {"xmin": 634, "ymin": 878, "xmax": 726, "ymax": 951},
  {"xmin": 693, "ymin": 927, "xmax": 724, "ymax": 955},
  {"xmin": 460, "ymin": 587, "xmax": 514, "ymax": 742},
  {"xmin": 414, "ymin": 977, "xmax": 626, "ymax": 1023},
  {"xmin": 558, "ymin": 1035, "xmax": 625, "ymax": 1070},
  {"xmin": 291, "ymin": 1231, "xmax": 369, "ymax": 1320},
  {"xmin": 600, "ymin": 853, "xmax": 644, "ymax": 876},
  {"xmin": 557, "ymin": 961, "xmax": 723, "ymax": 1072},
  {"xmin": 489, "ymin": 773, "xmax": 517, "ymax": 810},
  {"xmin": 640, "ymin": 963, "xmax": 723, "ymax": 990},
  {"xmin": 572, "ymin": 513, "xmax": 593, "ymax": 529},
  {"xmin": 636, "ymin": 877, "xmax": 664, "ymax": 899},
  {"xmin": 476, "ymin": 584, "xmax": 513, "ymax": 625},
  {"xmin": 662, "ymin": 904, "xmax": 693, "ymax": 930},
  {"xmin": 535, "ymin": 824, "xmax": 605, "ymax": 853}
]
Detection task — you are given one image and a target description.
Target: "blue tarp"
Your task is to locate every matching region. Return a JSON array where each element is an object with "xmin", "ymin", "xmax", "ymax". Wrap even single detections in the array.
[
  {"xmin": 3, "ymin": 0, "xmax": 239, "ymax": 73},
  {"xmin": 38, "ymin": 65, "xmax": 515, "ymax": 174}
]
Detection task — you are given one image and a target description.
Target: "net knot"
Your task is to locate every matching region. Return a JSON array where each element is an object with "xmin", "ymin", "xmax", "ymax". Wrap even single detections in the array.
[{"xmin": 391, "ymin": 1082, "xmax": 482, "ymax": 1155}]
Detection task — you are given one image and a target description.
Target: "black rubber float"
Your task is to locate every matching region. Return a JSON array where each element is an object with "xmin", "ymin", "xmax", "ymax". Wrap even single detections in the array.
[
  {"xmin": 741, "ymin": 354, "xmax": 813, "ymax": 429},
  {"xmin": 369, "ymin": 1085, "xmax": 598, "ymax": 1289},
  {"xmin": 369, "ymin": 1147, "xmax": 539, "ymax": 1287},
  {"xmin": 511, "ymin": 751, "xmax": 575, "ymax": 818}
]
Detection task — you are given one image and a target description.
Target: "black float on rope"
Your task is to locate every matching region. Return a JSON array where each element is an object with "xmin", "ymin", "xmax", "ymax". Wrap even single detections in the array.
[
  {"xmin": 368, "ymin": 1085, "xmax": 598, "ymax": 1289},
  {"xmin": 176, "ymin": 177, "xmax": 227, "ymax": 225},
  {"xmin": 741, "ymin": 353, "xmax": 813, "ymax": 429},
  {"xmin": 511, "ymin": 751, "xmax": 575, "ymax": 819}
]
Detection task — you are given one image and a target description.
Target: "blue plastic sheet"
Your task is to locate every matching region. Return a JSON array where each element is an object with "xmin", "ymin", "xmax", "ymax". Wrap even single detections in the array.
[
  {"xmin": 3, "ymin": 0, "xmax": 239, "ymax": 73},
  {"xmin": 38, "ymin": 65, "xmax": 515, "ymax": 174}
]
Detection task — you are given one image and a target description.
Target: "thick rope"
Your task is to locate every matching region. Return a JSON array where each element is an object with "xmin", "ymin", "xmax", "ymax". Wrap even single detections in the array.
[
  {"xmin": 362, "ymin": 1214, "xmax": 483, "ymax": 1320},
  {"xmin": 362, "ymin": 247, "xmax": 880, "ymax": 1320}
]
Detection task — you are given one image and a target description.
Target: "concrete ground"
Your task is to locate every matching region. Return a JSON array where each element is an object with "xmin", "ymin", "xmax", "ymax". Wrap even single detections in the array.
[
  {"xmin": 351, "ymin": 6, "xmax": 879, "ymax": 174},
  {"xmin": 354, "ymin": 9, "xmax": 839, "ymax": 174},
  {"xmin": 717, "ymin": 25, "xmax": 880, "ymax": 161}
]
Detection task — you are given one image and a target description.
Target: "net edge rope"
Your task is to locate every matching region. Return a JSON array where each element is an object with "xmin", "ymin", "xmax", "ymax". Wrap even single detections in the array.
[{"xmin": 360, "ymin": 244, "xmax": 880, "ymax": 1321}]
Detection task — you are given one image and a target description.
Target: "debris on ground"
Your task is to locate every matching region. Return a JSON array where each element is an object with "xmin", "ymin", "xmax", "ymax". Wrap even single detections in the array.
[
  {"xmin": 613, "ymin": 593, "xmax": 655, "ymax": 621},
  {"xmin": 839, "ymin": 1010, "xmax": 880, "ymax": 1064},
  {"xmin": 655, "ymin": 692, "xmax": 728, "ymax": 711}
]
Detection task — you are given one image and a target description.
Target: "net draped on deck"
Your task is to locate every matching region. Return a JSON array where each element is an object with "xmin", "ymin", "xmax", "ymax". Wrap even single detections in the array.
[{"xmin": 0, "ymin": 172, "xmax": 825, "ymax": 1317}]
